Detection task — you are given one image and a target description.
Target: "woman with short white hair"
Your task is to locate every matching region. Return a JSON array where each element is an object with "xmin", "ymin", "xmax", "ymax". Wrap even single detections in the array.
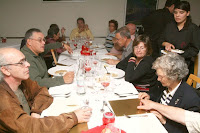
[{"xmin": 139, "ymin": 52, "xmax": 200, "ymax": 133}]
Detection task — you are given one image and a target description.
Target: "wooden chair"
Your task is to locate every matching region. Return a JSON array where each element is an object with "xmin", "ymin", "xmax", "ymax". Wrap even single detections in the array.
[
  {"xmin": 186, "ymin": 74, "xmax": 200, "ymax": 88},
  {"xmin": 50, "ymin": 49, "xmax": 67, "ymax": 66},
  {"xmin": 50, "ymin": 49, "xmax": 58, "ymax": 65},
  {"xmin": 192, "ymin": 55, "xmax": 199, "ymax": 87}
]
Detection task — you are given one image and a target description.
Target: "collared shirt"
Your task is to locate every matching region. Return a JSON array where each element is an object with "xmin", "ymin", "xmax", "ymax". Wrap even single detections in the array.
[
  {"xmin": 70, "ymin": 27, "xmax": 94, "ymax": 40},
  {"xmin": 185, "ymin": 110, "xmax": 200, "ymax": 133},
  {"xmin": 14, "ymin": 88, "xmax": 31, "ymax": 115},
  {"xmin": 169, "ymin": 81, "xmax": 182, "ymax": 97},
  {"xmin": 160, "ymin": 81, "xmax": 181, "ymax": 105},
  {"xmin": 131, "ymin": 34, "xmax": 135, "ymax": 41},
  {"xmin": 121, "ymin": 40, "xmax": 133, "ymax": 60}
]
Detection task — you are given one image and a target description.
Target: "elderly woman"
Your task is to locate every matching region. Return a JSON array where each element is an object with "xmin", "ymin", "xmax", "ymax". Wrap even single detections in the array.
[
  {"xmin": 116, "ymin": 35, "xmax": 158, "ymax": 97},
  {"xmin": 139, "ymin": 52, "xmax": 200, "ymax": 133}
]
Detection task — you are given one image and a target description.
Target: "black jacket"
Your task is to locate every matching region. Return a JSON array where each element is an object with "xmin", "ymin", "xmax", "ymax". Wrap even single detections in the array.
[{"xmin": 157, "ymin": 82, "xmax": 200, "ymax": 133}]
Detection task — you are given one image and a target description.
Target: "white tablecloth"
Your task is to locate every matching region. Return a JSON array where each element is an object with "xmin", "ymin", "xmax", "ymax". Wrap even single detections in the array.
[{"xmin": 42, "ymin": 43, "xmax": 167, "ymax": 133}]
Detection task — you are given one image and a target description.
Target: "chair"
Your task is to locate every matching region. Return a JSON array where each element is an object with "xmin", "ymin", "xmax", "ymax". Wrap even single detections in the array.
[
  {"xmin": 192, "ymin": 55, "xmax": 199, "ymax": 87},
  {"xmin": 50, "ymin": 49, "xmax": 66, "ymax": 66},
  {"xmin": 186, "ymin": 74, "xmax": 200, "ymax": 88},
  {"xmin": 50, "ymin": 49, "xmax": 57, "ymax": 65}
]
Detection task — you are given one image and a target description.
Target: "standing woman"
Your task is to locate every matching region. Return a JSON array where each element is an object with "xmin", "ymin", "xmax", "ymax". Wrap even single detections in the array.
[{"xmin": 159, "ymin": 1, "xmax": 200, "ymax": 67}]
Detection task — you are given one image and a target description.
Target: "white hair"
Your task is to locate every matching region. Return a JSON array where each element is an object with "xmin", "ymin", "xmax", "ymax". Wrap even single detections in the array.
[{"xmin": 152, "ymin": 52, "xmax": 189, "ymax": 80}]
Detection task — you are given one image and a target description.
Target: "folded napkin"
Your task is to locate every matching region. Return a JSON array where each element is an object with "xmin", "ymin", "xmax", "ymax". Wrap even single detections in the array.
[
  {"xmin": 114, "ymin": 82, "xmax": 138, "ymax": 95},
  {"xmin": 81, "ymin": 125, "xmax": 126, "ymax": 133}
]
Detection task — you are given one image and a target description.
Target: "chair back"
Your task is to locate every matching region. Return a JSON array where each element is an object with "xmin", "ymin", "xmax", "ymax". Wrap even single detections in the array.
[
  {"xmin": 186, "ymin": 74, "xmax": 200, "ymax": 88},
  {"xmin": 51, "ymin": 49, "xmax": 57, "ymax": 65}
]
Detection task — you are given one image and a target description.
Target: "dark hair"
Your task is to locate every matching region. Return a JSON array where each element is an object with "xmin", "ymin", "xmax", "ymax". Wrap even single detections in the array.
[
  {"xmin": 165, "ymin": 0, "xmax": 180, "ymax": 7},
  {"xmin": 50, "ymin": 24, "xmax": 59, "ymax": 29},
  {"xmin": 175, "ymin": 1, "xmax": 191, "ymax": 27},
  {"xmin": 109, "ymin": 19, "xmax": 118, "ymax": 30},
  {"xmin": 132, "ymin": 34, "xmax": 152, "ymax": 56},
  {"xmin": 24, "ymin": 28, "xmax": 41, "ymax": 42},
  {"xmin": 47, "ymin": 27, "xmax": 60, "ymax": 38},
  {"xmin": 77, "ymin": 17, "xmax": 85, "ymax": 24},
  {"xmin": 115, "ymin": 26, "xmax": 131, "ymax": 39}
]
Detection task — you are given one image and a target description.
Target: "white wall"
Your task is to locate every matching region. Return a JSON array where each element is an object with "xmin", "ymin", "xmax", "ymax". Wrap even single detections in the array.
[
  {"xmin": 1, "ymin": 0, "xmax": 199, "ymax": 38},
  {"xmin": 157, "ymin": 0, "xmax": 200, "ymax": 26},
  {"xmin": 0, "ymin": 0, "xmax": 126, "ymax": 37}
]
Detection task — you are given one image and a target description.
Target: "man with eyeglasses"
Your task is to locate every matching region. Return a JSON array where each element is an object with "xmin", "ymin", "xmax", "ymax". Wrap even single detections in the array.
[
  {"xmin": 106, "ymin": 26, "xmax": 133, "ymax": 65},
  {"xmin": 21, "ymin": 28, "xmax": 74, "ymax": 88},
  {"xmin": 0, "ymin": 48, "xmax": 92, "ymax": 132}
]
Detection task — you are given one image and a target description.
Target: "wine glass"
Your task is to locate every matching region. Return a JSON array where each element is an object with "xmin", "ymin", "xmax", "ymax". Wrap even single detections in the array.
[{"xmin": 84, "ymin": 59, "xmax": 92, "ymax": 77}]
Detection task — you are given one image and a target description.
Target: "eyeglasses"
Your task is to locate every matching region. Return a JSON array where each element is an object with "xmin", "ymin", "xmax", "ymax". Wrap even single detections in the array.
[
  {"xmin": 29, "ymin": 38, "xmax": 46, "ymax": 43},
  {"xmin": 134, "ymin": 46, "xmax": 146, "ymax": 50},
  {"xmin": 1, "ymin": 58, "xmax": 28, "ymax": 67}
]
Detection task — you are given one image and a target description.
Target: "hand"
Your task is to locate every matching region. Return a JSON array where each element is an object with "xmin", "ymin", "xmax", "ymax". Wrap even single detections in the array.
[
  {"xmin": 61, "ymin": 27, "xmax": 66, "ymax": 36},
  {"xmin": 138, "ymin": 92, "xmax": 150, "ymax": 101},
  {"xmin": 106, "ymin": 59, "xmax": 119, "ymax": 65},
  {"xmin": 63, "ymin": 43, "xmax": 73, "ymax": 54},
  {"xmin": 78, "ymin": 27, "xmax": 85, "ymax": 33},
  {"xmin": 63, "ymin": 71, "xmax": 74, "ymax": 84},
  {"xmin": 31, "ymin": 113, "xmax": 41, "ymax": 118},
  {"xmin": 151, "ymin": 110, "xmax": 166, "ymax": 124},
  {"xmin": 162, "ymin": 42, "xmax": 175, "ymax": 51},
  {"xmin": 84, "ymin": 24, "xmax": 89, "ymax": 30},
  {"xmin": 130, "ymin": 57, "xmax": 136, "ymax": 60},
  {"xmin": 74, "ymin": 107, "xmax": 92, "ymax": 123},
  {"xmin": 137, "ymin": 99, "xmax": 155, "ymax": 110}
]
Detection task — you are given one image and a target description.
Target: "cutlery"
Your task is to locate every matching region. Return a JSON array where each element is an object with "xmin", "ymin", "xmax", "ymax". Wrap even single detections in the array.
[
  {"xmin": 52, "ymin": 95, "xmax": 70, "ymax": 98},
  {"xmin": 104, "ymin": 66, "xmax": 110, "ymax": 75},
  {"xmin": 100, "ymin": 101, "xmax": 106, "ymax": 112},
  {"xmin": 114, "ymin": 93, "xmax": 138, "ymax": 97},
  {"xmin": 124, "ymin": 114, "xmax": 148, "ymax": 118},
  {"xmin": 104, "ymin": 101, "xmax": 114, "ymax": 113}
]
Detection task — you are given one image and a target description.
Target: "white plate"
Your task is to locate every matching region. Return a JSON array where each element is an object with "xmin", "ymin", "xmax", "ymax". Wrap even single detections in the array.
[
  {"xmin": 171, "ymin": 49, "xmax": 184, "ymax": 54},
  {"xmin": 100, "ymin": 55, "xmax": 118, "ymax": 62},
  {"xmin": 48, "ymin": 66, "xmax": 71, "ymax": 76},
  {"xmin": 106, "ymin": 68, "xmax": 125, "ymax": 79},
  {"xmin": 161, "ymin": 49, "xmax": 184, "ymax": 55}
]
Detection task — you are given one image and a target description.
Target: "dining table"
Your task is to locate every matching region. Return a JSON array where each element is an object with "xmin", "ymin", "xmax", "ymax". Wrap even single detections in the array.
[{"xmin": 41, "ymin": 40, "xmax": 168, "ymax": 133}]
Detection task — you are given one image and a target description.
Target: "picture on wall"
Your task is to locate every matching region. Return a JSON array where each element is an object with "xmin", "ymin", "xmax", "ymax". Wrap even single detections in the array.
[{"xmin": 126, "ymin": 0, "xmax": 157, "ymax": 25}]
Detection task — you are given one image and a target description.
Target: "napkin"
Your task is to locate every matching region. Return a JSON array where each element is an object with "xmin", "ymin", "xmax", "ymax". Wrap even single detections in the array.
[
  {"xmin": 114, "ymin": 82, "xmax": 138, "ymax": 95},
  {"xmin": 81, "ymin": 125, "xmax": 126, "ymax": 133}
]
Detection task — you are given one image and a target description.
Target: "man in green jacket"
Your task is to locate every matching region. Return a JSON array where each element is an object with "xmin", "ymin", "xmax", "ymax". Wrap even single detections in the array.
[{"xmin": 21, "ymin": 28, "xmax": 74, "ymax": 88}]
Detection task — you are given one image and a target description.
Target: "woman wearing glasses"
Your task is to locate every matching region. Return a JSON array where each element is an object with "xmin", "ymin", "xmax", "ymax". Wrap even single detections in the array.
[{"xmin": 116, "ymin": 35, "xmax": 159, "ymax": 100}]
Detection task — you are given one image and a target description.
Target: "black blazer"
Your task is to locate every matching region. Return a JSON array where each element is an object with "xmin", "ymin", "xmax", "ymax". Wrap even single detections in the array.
[{"xmin": 157, "ymin": 82, "xmax": 200, "ymax": 133}]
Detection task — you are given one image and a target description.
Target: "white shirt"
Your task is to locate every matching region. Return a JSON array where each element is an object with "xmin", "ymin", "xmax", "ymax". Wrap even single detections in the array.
[{"xmin": 185, "ymin": 110, "xmax": 200, "ymax": 133}]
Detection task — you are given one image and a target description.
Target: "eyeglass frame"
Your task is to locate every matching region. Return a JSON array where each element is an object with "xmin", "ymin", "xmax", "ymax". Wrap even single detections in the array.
[
  {"xmin": 0, "ymin": 58, "xmax": 28, "ymax": 67},
  {"xmin": 29, "ymin": 38, "xmax": 46, "ymax": 43}
]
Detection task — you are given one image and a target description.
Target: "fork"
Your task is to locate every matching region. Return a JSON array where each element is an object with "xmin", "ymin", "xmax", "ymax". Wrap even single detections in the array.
[
  {"xmin": 104, "ymin": 66, "xmax": 110, "ymax": 75},
  {"xmin": 124, "ymin": 114, "xmax": 148, "ymax": 118}
]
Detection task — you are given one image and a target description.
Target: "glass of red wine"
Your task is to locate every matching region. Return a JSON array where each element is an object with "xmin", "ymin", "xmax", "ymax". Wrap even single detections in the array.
[{"xmin": 84, "ymin": 59, "xmax": 92, "ymax": 76}]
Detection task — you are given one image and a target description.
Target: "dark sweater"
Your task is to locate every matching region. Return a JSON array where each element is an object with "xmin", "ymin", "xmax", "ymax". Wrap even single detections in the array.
[{"xmin": 116, "ymin": 53, "xmax": 159, "ymax": 99}]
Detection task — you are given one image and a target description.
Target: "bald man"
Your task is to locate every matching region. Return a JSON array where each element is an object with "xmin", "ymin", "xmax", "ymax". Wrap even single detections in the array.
[
  {"xmin": 126, "ymin": 23, "xmax": 136, "ymax": 41},
  {"xmin": 0, "ymin": 48, "xmax": 92, "ymax": 133}
]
